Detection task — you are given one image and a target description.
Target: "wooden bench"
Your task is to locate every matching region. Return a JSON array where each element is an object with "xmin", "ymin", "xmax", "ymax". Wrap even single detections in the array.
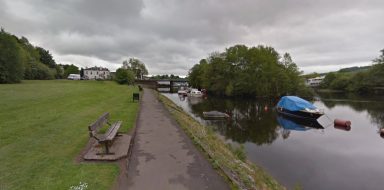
[
  {"xmin": 133, "ymin": 93, "xmax": 140, "ymax": 102},
  {"xmin": 88, "ymin": 112, "xmax": 122, "ymax": 155}
]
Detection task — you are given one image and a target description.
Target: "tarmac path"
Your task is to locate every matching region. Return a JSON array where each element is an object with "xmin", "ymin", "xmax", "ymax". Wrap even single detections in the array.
[{"xmin": 125, "ymin": 88, "xmax": 229, "ymax": 190}]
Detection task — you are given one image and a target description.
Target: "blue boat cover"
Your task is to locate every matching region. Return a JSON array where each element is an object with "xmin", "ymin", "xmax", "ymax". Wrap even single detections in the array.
[
  {"xmin": 277, "ymin": 116, "xmax": 308, "ymax": 131},
  {"xmin": 277, "ymin": 96, "xmax": 317, "ymax": 111}
]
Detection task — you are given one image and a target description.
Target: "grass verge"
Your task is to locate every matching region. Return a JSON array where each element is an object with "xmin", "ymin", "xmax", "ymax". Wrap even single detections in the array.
[
  {"xmin": 159, "ymin": 94, "xmax": 284, "ymax": 190},
  {"xmin": 0, "ymin": 80, "xmax": 139, "ymax": 190}
]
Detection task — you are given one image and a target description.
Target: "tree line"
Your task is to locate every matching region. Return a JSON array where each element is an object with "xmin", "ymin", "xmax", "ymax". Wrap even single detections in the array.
[
  {"xmin": 188, "ymin": 44, "xmax": 312, "ymax": 97},
  {"xmin": 320, "ymin": 49, "xmax": 384, "ymax": 93},
  {"xmin": 0, "ymin": 28, "xmax": 80, "ymax": 83},
  {"xmin": 150, "ymin": 74, "xmax": 182, "ymax": 80}
]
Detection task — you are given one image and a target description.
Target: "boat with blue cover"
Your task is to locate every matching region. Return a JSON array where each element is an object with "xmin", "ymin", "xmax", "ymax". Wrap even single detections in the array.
[{"xmin": 276, "ymin": 96, "xmax": 324, "ymax": 120}]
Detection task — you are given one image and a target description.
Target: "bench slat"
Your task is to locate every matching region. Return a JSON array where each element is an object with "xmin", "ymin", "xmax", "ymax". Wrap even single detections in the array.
[
  {"xmin": 88, "ymin": 113, "xmax": 122, "ymax": 155},
  {"xmin": 88, "ymin": 112, "xmax": 109, "ymax": 132},
  {"xmin": 105, "ymin": 121, "xmax": 122, "ymax": 141}
]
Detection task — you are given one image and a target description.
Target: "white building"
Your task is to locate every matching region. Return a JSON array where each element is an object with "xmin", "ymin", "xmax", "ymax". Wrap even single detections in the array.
[
  {"xmin": 84, "ymin": 67, "xmax": 110, "ymax": 80},
  {"xmin": 306, "ymin": 76, "xmax": 325, "ymax": 87}
]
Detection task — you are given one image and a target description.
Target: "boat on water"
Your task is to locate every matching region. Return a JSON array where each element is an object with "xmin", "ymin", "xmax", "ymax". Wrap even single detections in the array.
[
  {"xmin": 276, "ymin": 96, "xmax": 324, "ymax": 120},
  {"xmin": 177, "ymin": 87, "xmax": 188, "ymax": 95},
  {"xmin": 203, "ymin": 111, "xmax": 230, "ymax": 119},
  {"xmin": 188, "ymin": 89, "xmax": 203, "ymax": 97}
]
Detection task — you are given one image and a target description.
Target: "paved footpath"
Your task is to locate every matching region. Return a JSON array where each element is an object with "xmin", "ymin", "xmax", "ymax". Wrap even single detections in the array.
[{"xmin": 125, "ymin": 88, "xmax": 229, "ymax": 190}]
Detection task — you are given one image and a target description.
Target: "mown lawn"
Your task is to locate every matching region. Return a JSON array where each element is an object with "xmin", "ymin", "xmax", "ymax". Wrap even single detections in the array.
[{"xmin": 0, "ymin": 80, "xmax": 139, "ymax": 190}]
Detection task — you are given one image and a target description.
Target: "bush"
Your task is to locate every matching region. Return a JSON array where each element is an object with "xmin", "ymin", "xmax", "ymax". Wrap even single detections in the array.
[
  {"xmin": 0, "ymin": 31, "xmax": 24, "ymax": 83},
  {"xmin": 24, "ymin": 62, "xmax": 54, "ymax": 80},
  {"xmin": 115, "ymin": 68, "xmax": 135, "ymax": 85}
]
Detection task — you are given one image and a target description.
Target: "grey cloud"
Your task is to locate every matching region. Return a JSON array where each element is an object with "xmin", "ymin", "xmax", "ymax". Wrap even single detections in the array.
[{"xmin": 1, "ymin": 0, "xmax": 383, "ymax": 75}]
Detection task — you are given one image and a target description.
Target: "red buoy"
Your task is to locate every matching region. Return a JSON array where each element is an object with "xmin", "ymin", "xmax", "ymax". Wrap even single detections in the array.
[{"xmin": 334, "ymin": 119, "xmax": 351, "ymax": 131}]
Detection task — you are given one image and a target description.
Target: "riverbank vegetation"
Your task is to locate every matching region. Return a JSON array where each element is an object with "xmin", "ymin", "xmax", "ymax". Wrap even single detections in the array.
[
  {"xmin": 320, "ymin": 49, "xmax": 384, "ymax": 94},
  {"xmin": 0, "ymin": 29, "xmax": 78, "ymax": 83},
  {"xmin": 0, "ymin": 80, "xmax": 139, "ymax": 189},
  {"xmin": 188, "ymin": 44, "xmax": 312, "ymax": 97},
  {"xmin": 159, "ymin": 94, "xmax": 284, "ymax": 190}
]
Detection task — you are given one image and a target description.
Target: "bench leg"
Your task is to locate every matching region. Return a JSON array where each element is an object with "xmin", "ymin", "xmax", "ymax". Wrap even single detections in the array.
[
  {"xmin": 96, "ymin": 142, "xmax": 115, "ymax": 155},
  {"xmin": 116, "ymin": 132, "xmax": 123, "ymax": 137}
]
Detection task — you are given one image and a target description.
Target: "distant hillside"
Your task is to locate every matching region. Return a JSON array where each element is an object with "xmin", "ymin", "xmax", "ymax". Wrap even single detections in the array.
[
  {"xmin": 316, "ymin": 49, "xmax": 384, "ymax": 94},
  {"xmin": 338, "ymin": 66, "xmax": 371, "ymax": 73},
  {"xmin": 302, "ymin": 65, "xmax": 371, "ymax": 79}
]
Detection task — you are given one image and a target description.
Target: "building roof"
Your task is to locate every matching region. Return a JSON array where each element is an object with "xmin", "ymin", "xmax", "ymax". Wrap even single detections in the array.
[{"xmin": 84, "ymin": 66, "xmax": 109, "ymax": 71}]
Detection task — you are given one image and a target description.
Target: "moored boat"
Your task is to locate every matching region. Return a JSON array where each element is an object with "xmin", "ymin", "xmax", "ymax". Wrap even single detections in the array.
[
  {"xmin": 188, "ymin": 89, "xmax": 203, "ymax": 97},
  {"xmin": 177, "ymin": 87, "xmax": 188, "ymax": 95},
  {"xmin": 203, "ymin": 111, "xmax": 230, "ymax": 119},
  {"xmin": 276, "ymin": 96, "xmax": 324, "ymax": 120}
]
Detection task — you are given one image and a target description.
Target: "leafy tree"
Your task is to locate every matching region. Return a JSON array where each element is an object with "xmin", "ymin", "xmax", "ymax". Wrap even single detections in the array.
[
  {"xmin": 128, "ymin": 58, "xmax": 148, "ymax": 79},
  {"xmin": 367, "ymin": 49, "xmax": 384, "ymax": 87},
  {"xmin": 24, "ymin": 62, "xmax": 54, "ymax": 80},
  {"xmin": 36, "ymin": 47, "xmax": 56, "ymax": 68},
  {"xmin": 0, "ymin": 28, "xmax": 58, "ymax": 81},
  {"xmin": 373, "ymin": 49, "xmax": 384, "ymax": 64},
  {"xmin": 63, "ymin": 64, "xmax": 79, "ymax": 77},
  {"xmin": 188, "ymin": 44, "xmax": 309, "ymax": 97},
  {"xmin": 320, "ymin": 72, "xmax": 335, "ymax": 88},
  {"xmin": 0, "ymin": 30, "xmax": 24, "ymax": 83},
  {"xmin": 115, "ymin": 68, "xmax": 128, "ymax": 84},
  {"xmin": 115, "ymin": 68, "xmax": 135, "ymax": 84},
  {"xmin": 54, "ymin": 65, "xmax": 64, "ymax": 79},
  {"xmin": 329, "ymin": 75, "xmax": 351, "ymax": 90},
  {"xmin": 80, "ymin": 68, "xmax": 84, "ymax": 78}
]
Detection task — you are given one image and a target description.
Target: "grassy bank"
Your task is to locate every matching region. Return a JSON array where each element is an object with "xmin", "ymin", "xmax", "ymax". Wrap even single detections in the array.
[
  {"xmin": 159, "ymin": 94, "xmax": 284, "ymax": 190},
  {"xmin": 0, "ymin": 80, "xmax": 139, "ymax": 190}
]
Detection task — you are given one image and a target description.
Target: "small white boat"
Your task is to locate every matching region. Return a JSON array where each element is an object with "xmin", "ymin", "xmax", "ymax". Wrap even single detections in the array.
[
  {"xmin": 188, "ymin": 89, "xmax": 203, "ymax": 97},
  {"xmin": 177, "ymin": 87, "xmax": 188, "ymax": 95}
]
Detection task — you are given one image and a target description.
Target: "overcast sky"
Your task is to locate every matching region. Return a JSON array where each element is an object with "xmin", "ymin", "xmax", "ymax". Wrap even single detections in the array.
[{"xmin": 1, "ymin": 0, "xmax": 383, "ymax": 75}]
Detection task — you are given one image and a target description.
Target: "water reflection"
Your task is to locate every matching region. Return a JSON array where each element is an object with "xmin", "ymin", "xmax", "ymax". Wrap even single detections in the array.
[
  {"xmin": 163, "ymin": 92, "xmax": 384, "ymax": 190},
  {"xmin": 188, "ymin": 97, "xmax": 280, "ymax": 145},
  {"xmin": 318, "ymin": 92, "xmax": 384, "ymax": 132},
  {"xmin": 277, "ymin": 114, "xmax": 324, "ymax": 139}
]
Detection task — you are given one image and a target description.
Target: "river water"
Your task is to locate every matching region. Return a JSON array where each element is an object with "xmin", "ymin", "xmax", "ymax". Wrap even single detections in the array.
[{"xmin": 162, "ymin": 92, "xmax": 384, "ymax": 190}]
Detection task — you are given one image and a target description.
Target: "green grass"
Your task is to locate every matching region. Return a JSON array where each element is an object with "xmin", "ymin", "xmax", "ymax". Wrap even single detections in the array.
[{"xmin": 0, "ymin": 80, "xmax": 139, "ymax": 190}]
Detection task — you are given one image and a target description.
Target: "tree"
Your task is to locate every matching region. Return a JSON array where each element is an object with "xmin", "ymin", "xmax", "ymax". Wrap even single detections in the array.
[
  {"xmin": 80, "ymin": 68, "xmax": 84, "ymax": 78},
  {"xmin": 36, "ymin": 47, "xmax": 56, "ymax": 68},
  {"xmin": 64, "ymin": 64, "xmax": 79, "ymax": 77},
  {"xmin": 115, "ymin": 68, "xmax": 135, "ymax": 84},
  {"xmin": 128, "ymin": 58, "xmax": 148, "ymax": 79},
  {"xmin": 55, "ymin": 65, "xmax": 64, "ymax": 79},
  {"xmin": 373, "ymin": 49, "xmax": 384, "ymax": 64},
  {"xmin": 0, "ymin": 30, "xmax": 24, "ymax": 83},
  {"xmin": 320, "ymin": 72, "xmax": 336, "ymax": 88},
  {"xmin": 188, "ymin": 44, "xmax": 311, "ymax": 97}
]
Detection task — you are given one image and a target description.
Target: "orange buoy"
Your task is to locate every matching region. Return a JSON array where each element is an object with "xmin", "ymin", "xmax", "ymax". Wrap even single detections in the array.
[{"xmin": 334, "ymin": 119, "xmax": 351, "ymax": 131}]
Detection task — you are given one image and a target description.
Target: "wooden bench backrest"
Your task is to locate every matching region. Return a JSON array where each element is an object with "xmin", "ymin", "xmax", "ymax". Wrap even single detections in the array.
[{"xmin": 88, "ymin": 112, "xmax": 109, "ymax": 134}]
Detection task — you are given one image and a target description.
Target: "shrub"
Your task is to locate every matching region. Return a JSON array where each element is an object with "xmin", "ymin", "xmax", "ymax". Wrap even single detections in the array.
[{"xmin": 0, "ymin": 31, "xmax": 24, "ymax": 83}]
